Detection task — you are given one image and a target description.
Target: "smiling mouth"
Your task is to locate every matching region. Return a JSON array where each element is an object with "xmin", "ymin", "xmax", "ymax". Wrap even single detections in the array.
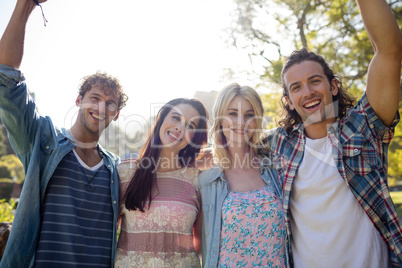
[
  {"xmin": 91, "ymin": 112, "xmax": 105, "ymax": 121},
  {"xmin": 303, "ymin": 100, "xmax": 321, "ymax": 110},
  {"xmin": 167, "ymin": 131, "xmax": 182, "ymax": 142},
  {"xmin": 232, "ymin": 129, "xmax": 249, "ymax": 135}
]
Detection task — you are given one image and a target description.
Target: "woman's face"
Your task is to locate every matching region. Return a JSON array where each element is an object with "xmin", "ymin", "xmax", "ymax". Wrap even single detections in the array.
[
  {"xmin": 159, "ymin": 103, "xmax": 200, "ymax": 153},
  {"xmin": 220, "ymin": 95, "xmax": 256, "ymax": 148}
]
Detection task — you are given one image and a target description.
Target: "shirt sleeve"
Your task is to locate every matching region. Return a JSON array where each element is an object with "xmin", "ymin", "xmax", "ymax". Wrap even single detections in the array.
[
  {"xmin": 357, "ymin": 92, "xmax": 400, "ymax": 143},
  {"xmin": 0, "ymin": 64, "xmax": 25, "ymax": 84},
  {"xmin": 0, "ymin": 64, "xmax": 41, "ymax": 156}
]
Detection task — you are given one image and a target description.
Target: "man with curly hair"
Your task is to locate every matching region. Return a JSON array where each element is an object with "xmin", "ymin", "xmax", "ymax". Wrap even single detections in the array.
[
  {"xmin": 0, "ymin": 0, "xmax": 128, "ymax": 267},
  {"xmin": 262, "ymin": 0, "xmax": 402, "ymax": 266}
]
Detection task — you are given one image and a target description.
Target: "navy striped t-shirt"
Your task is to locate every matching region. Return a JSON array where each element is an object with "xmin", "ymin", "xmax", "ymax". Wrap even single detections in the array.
[{"xmin": 34, "ymin": 150, "xmax": 113, "ymax": 267}]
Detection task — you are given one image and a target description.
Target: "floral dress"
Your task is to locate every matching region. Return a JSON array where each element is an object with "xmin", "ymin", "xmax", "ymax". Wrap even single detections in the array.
[{"xmin": 218, "ymin": 184, "xmax": 287, "ymax": 267}]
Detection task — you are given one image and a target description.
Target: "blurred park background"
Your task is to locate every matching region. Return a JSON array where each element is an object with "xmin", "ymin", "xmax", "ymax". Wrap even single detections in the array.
[{"xmin": 0, "ymin": 0, "xmax": 401, "ymax": 245}]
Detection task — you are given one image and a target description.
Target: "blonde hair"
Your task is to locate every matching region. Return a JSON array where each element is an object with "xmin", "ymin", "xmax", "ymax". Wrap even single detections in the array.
[{"xmin": 210, "ymin": 83, "xmax": 264, "ymax": 171}]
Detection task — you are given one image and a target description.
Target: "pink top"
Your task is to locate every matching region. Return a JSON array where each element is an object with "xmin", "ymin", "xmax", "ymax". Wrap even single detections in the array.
[
  {"xmin": 115, "ymin": 160, "xmax": 201, "ymax": 268},
  {"xmin": 218, "ymin": 185, "xmax": 287, "ymax": 267}
]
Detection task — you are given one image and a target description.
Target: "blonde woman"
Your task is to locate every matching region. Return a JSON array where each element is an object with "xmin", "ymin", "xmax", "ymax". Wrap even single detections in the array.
[{"xmin": 198, "ymin": 83, "xmax": 289, "ymax": 267}]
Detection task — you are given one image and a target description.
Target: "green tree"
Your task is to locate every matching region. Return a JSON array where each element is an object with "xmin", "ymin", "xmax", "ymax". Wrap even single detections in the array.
[
  {"xmin": 0, "ymin": 198, "xmax": 16, "ymax": 222},
  {"xmin": 260, "ymin": 91, "xmax": 282, "ymax": 130},
  {"xmin": 0, "ymin": 127, "xmax": 7, "ymax": 157},
  {"xmin": 229, "ymin": 0, "xmax": 401, "ymax": 94},
  {"xmin": 0, "ymin": 119, "xmax": 15, "ymax": 156},
  {"xmin": 0, "ymin": 154, "xmax": 25, "ymax": 184}
]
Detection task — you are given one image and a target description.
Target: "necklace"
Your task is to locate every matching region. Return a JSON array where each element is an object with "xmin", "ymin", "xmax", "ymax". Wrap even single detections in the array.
[
  {"xmin": 82, "ymin": 166, "xmax": 101, "ymax": 189},
  {"xmin": 72, "ymin": 148, "xmax": 103, "ymax": 190}
]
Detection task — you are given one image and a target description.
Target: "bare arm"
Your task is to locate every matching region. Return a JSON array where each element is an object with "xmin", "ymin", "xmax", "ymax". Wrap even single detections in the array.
[
  {"xmin": 0, "ymin": 0, "xmax": 46, "ymax": 68},
  {"xmin": 356, "ymin": 0, "xmax": 402, "ymax": 126},
  {"xmin": 193, "ymin": 211, "xmax": 203, "ymax": 259}
]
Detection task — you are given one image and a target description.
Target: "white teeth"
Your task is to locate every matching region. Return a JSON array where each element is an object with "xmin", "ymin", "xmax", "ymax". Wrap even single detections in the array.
[
  {"xmin": 304, "ymin": 100, "xmax": 320, "ymax": 108},
  {"xmin": 92, "ymin": 113, "xmax": 105, "ymax": 120},
  {"xmin": 233, "ymin": 129, "xmax": 248, "ymax": 134},
  {"xmin": 168, "ymin": 131, "xmax": 181, "ymax": 141}
]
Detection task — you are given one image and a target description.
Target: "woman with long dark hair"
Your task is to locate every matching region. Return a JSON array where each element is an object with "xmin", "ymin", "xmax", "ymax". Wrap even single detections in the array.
[{"xmin": 115, "ymin": 98, "xmax": 208, "ymax": 268}]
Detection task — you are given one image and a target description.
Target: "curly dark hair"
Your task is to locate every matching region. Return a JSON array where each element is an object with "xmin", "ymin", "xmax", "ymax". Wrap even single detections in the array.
[
  {"xmin": 79, "ymin": 71, "xmax": 128, "ymax": 110},
  {"xmin": 278, "ymin": 48, "xmax": 356, "ymax": 133}
]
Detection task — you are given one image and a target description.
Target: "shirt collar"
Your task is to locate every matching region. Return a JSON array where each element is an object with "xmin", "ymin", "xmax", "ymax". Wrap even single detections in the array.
[
  {"xmin": 285, "ymin": 122, "xmax": 304, "ymax": 138},
  {"xmin": 286, "ymin": 118, "xmax": 341, "ymax": 138},
  {"xmin": 209, "ymin": 156, "xmax": 272, "ymax": 182}
]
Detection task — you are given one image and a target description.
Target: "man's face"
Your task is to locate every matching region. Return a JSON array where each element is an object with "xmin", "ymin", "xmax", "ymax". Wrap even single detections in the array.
[
  {"xmin": 76, "ymin": 85, "xmax": 120, "ymax": 136},
  {"xmin": 284, "ymin": 60, "xmax": 338, "ymax": 127}
]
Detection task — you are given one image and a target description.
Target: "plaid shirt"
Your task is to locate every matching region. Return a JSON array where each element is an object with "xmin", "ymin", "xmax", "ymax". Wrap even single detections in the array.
[{"xmin": 262, "ymin": 93, "xmax": 402, "ymax": 267}]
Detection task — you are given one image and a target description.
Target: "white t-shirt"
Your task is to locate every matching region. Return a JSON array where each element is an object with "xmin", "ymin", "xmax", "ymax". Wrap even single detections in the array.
[{"xmin": 290, "ymin": 135, "xmax": 389, "ymax": 268}]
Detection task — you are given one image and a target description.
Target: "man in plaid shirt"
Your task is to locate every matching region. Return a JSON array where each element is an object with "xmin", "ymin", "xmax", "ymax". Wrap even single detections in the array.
[{"xmin": 262, "ymin": 0, "xmax": 402, "ymax": 266}]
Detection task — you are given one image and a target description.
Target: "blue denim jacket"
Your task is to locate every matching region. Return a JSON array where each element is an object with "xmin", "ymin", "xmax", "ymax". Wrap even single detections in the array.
[
  {"xmin": 198, "ymin": 158, "xmax": 290, "ymax": 268},
  {"xmin": 0, "ymin": 65, "xmax": 120, "ymax": 268}
]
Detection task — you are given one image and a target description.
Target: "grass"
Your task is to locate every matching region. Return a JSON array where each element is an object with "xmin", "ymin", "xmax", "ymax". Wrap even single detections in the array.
[{"xmin": 390, "ymin": 191, "xmax": 402, "ymax": 217}]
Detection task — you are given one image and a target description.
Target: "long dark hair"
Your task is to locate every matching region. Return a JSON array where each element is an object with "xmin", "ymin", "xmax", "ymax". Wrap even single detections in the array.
[
  {"xmin": 124, "ymin": 98, "xmax": 208, "ymax": 212},
  {"xmin": 278, "ymin": 48, "xmax": 356, "ymax": 133}
]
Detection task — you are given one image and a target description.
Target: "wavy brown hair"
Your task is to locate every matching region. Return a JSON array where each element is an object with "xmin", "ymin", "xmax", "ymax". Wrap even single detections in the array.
[
  {"xmin": 124, "ymin": 98, "xmax": 208, "ymax": 212},
  {"xmin": 79, "ymin": 71, "xmax": 128, "ymax": 110},
  {"xmin": 278, "ymin": 48, "xmax": 356, "ymax": 133}
]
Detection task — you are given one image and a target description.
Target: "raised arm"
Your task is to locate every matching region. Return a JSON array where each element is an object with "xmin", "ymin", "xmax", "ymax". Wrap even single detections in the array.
[
  {"xmin": 0, "ymin": 0, "xmax": 46, "ymax": 68},
  {"xmin": 356, "ymin": 0, "xmax": 402, "ymax": 127}
]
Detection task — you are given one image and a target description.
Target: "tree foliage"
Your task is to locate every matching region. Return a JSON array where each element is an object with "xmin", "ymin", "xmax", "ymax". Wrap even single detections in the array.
[
  {"xmin": 0, "ymin": 154, "xmax": 25, "ymax": 184},
  {"xmin": 229, "ymin": 0, "xmax": 401, "ymax": 94},
  {"xmin": 0, "ymin": 119, "xmax": 15, "ymax": 157},
  {"xmin": 388, "ymin": 102, "xmax": 402, "ymax": 183},
  {"xmin": 260, "ymin": 92, "xmax": 282, "ymax": 130},
  {"xmin": 0, "ymin": 127, "xmax": 7, "ymax": 157},
  {"xmin": 0, "ymin": 198, "xmax": 16, "ymax": 222}
]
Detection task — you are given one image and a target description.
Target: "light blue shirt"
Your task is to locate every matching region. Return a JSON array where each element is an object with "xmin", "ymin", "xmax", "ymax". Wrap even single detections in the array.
[
  {"xmin": 0, "ymin": 64, "xmax": 120, "ymax": 268},
  {"xmin": 198, "ymin": 158, "xmax": 290, "ymax": 268}
]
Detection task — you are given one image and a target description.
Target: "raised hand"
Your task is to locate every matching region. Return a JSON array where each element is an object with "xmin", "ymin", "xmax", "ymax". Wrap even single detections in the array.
[{"xmin": 0, "ymin": 0, "xmax": 48, "ymax": 68}]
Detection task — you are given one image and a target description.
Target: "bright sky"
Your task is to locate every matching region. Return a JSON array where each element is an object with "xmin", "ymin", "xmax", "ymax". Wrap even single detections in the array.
[{"xmin": 0, "ymin": 0, "xmax": 259, "ymax": 133}]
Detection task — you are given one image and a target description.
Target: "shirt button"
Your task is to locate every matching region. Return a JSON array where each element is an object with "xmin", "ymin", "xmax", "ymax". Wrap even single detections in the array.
[
  {"xmin": 354, "ymin": 149, "xmax": 359, "ymax": 153},
  {"xmin": 113, "ymin": 201, "xmax": 117, "ymax": 204},
  {"xmin": 111, "ymin": 180, "xmax": 114, "ymax": 184},
  {"xmin": 285, "ymin": 196, "xmax": 289, "ymax": 200},
  {"xmin": 46, "ymin": 146, "xmax": 49, "ymax": 149}
]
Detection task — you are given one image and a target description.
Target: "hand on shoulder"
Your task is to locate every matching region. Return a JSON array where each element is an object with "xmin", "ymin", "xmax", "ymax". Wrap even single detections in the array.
[
  {"xmin": 117, "ymin": 158, "xmax": 138, "ymax": 183},
  {"xmin": 195, "ymin": 148, "xmax": 215, "ymax": 171}
]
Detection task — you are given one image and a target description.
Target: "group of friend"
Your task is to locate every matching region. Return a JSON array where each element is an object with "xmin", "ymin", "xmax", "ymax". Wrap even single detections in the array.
[{"xmin": 0, "ymin": 0, "xmax": 401, "ymax": 267}]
